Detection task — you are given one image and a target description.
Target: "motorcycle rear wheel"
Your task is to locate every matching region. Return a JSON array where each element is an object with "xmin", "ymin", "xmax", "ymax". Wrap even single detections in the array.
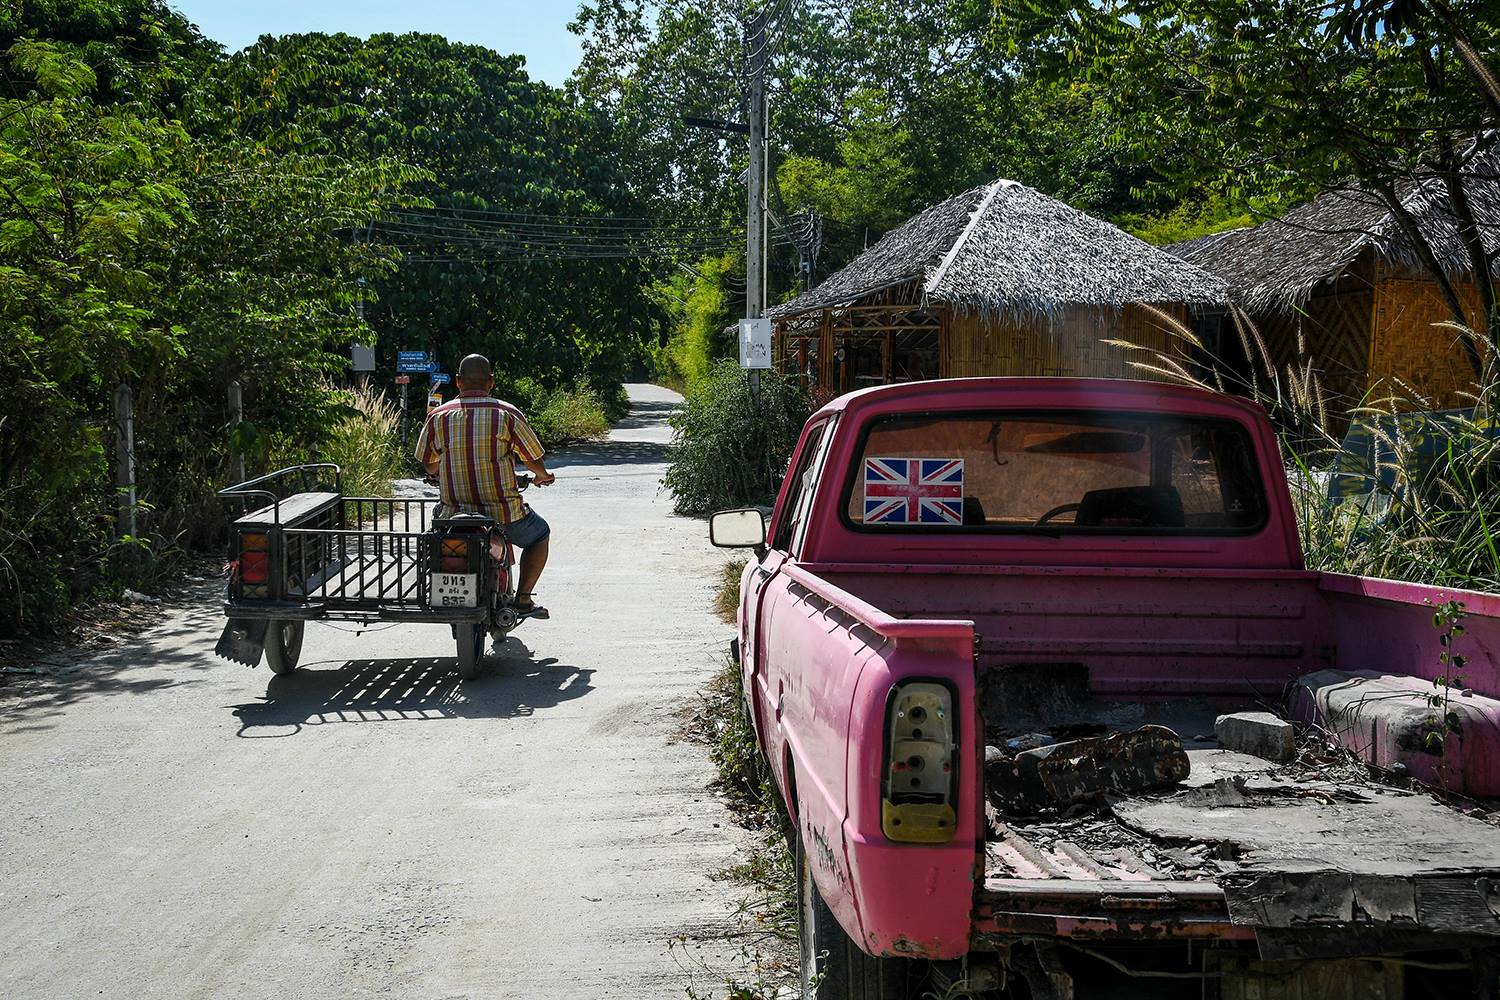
[
  {"xmin": 264, "ymin": 620, "xmax": 304, "ymax": 675},
  {"xmin": 455, "ymin": 623, "xmax": 484, "ymax": 680}
]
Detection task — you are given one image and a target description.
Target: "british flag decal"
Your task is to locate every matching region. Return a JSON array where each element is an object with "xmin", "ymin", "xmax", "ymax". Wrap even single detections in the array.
[{"xmin": 863, "ymin": 457, "xmax": 965, "ymax": 524}]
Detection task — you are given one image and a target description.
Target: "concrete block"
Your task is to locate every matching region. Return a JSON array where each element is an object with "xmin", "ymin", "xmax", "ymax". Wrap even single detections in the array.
[{"xmin": 1214, "ymin": 711, "xmax": 1295, "ymax": 762}]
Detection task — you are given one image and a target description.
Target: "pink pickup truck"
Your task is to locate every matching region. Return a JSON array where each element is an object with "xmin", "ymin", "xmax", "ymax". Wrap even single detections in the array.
[{"xmin": 709, "ymin": 378, "xmax": 1500, "ymax": 1000}]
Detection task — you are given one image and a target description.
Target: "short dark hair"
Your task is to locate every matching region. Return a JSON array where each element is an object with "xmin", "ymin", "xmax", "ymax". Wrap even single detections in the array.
[{"xmin": 457, "ymin": 354, "xmax": 492, "ymax": 384}]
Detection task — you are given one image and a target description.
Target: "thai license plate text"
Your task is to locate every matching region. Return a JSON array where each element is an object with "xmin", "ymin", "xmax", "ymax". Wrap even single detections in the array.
[{"xmin": 430, "ymin": 572, "xmax": 478, "ymax": 608}]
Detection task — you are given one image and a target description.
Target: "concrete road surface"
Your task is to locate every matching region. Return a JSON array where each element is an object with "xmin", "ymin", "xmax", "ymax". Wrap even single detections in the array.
[{"xmin": 0, "ymin": 385, "xmax": 747, "ymax": 999}]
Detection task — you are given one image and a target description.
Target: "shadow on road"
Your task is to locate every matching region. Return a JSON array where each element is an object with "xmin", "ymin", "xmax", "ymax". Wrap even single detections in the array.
[
  {"xmin": 548, "ymin": 437, "xmax": 672, "ymax": 469},
  {"xmin": 228, "ymin": 637, "xmax": 594, "ymax": 737},
  {"xmin": 0, "ymin": 597, "xmax": 222, "ymax": 736},
  {"xmin": 612, "ymin": 398, "xmax": 678, "ymax": 430}
]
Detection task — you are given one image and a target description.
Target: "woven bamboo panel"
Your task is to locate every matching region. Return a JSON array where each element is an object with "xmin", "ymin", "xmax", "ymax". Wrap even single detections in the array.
[
  {"xmin": 942, "ymin": 304, "xmax": 1184, "ymax": 380},
  {"xmin": 1368, "ymin": 264, "xmax": 1486, "ymax": 409},
  {"xmin": 1252, "ymin": 289, "xmax": 1374, "ymax": 416}
]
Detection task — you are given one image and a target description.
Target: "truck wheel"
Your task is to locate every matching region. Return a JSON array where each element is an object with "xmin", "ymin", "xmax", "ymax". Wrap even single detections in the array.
[
  {"xmin": 798, "ymin": 830, "xmax": 910, "ymax": 1000},
  {"xmin": 264, "ymin": 620, "xmax": 304, "ymax": 675},
  {"xmin": 455, "ymin": 623, "xmax": 484, "ymax": 680}
]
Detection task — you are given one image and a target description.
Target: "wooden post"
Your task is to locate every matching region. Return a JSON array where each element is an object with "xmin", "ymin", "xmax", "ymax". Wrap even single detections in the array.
[
  {"xmin": 113, "ymin": 384, "xmax": 136, "ymax": 539},
  {"xmin": 227, "ymin": 380, "xmax": 246, "ymax": 485}
]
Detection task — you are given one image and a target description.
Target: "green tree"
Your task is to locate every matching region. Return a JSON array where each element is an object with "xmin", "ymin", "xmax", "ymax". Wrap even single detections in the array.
[
  {"xmin": 206, "ymin": 32, "xmax": 662, "ymax": 395},
  {"xmin": 572, "ymin": 1, "xmax": 1175, "ymax": 312},
  {"xmin": 0, "ymin": 5, "xmax": 416, "ymax": 634},
  {"xmin": 995, "ymin": 0, "xmax": 1500, "ymax": 368}
]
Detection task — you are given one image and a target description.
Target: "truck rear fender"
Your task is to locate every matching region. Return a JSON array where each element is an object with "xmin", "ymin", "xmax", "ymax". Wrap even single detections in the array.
[
  {"xmin": 777, "ymin": 617, "xmax": 883, "ymax": 941},
  {"xmin": 839, "ymin": 630, "xmax": 981, "ymax": 960}
]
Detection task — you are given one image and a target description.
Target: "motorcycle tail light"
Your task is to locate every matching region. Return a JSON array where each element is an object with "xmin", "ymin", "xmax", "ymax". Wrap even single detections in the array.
[
  {"xmin": 439, "ymin": 537, "xmax": 471, "ymax": 574},
  {"xmin": 882, "ymin": 681, "xmax": 957, "ymax": 844}
]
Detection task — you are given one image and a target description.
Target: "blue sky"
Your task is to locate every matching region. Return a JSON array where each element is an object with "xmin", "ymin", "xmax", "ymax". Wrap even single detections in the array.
[{"xmin": 168, "ymin": 1, "xmax": 585, "ymax": 86}]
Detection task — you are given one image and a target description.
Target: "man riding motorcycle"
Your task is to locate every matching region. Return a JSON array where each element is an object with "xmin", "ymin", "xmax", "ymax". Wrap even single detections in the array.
[{"xmin": 415, "ymin": 353, "xmax": 556, "ymax": 620}]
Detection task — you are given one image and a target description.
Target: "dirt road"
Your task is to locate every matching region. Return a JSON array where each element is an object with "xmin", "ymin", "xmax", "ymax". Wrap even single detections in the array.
[{"xmin": 0, "ymin": 385, "xmax": 746, "ymax": 999}]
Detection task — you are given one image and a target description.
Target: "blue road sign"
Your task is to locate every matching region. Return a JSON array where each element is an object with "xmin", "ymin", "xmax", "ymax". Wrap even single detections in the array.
[
  {"xmin": 430, "ymin": 372, "xmax": 452, "ymax": 385},
  {"xmin": 397, "ymin": 350, "xmax": 429, "ymax": 373}
]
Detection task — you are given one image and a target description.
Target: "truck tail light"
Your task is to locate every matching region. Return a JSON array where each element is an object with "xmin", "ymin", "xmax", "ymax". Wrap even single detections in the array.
[
  {"xmin": 240, "ymin": 534, "xmax": 269, "ymax": 585},
  {"xmin": 440, "ymin": 537, "xmax": 470, "ymax": 574},
  {"xmin": 882, "ymin": 681, "xmax": 957, "ymax": 844}
]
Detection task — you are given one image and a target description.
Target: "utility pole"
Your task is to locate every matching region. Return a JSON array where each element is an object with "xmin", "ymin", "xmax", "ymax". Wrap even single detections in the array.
[{"xmin": 746, "ymin": 4, "xmax": 768, "ymax": 399}]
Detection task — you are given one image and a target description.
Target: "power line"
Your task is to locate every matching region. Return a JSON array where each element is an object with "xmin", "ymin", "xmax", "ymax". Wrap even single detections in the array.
[{"xmin": 386, "ymin": 208, "xmax": 739, "ymax": 234}]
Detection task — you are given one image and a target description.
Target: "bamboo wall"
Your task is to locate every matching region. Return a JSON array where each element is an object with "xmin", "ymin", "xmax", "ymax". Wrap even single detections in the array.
[
  {"xmin": 1367, "ymin": 261, "xmax": 1486, "ymax": 409},
  {"xmin": 942, "ymin": 303, "xmax": 1187, "ymax": 380},
  {"xmin": 1253, "ymin": 283, "xmax": 1374, "ymax": 417}
]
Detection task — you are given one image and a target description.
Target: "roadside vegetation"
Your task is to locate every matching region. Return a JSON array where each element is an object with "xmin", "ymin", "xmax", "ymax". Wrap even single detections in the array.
[
  {"xmin": 1128, "ymin": 312, "xmax": 1500, "ymax": 592},
  {"xmin": 712, "ymin": 559, "xmax": 748, "ymax": 625},
  {"xmin": 508, "ymin": 379, "xmax": 616, "ymax": 447},
  {"xmin": 1290, "ymin": 370, "xmax": 1500, "ymax": 591},
  {"xmin": 672, "ymin": 558, "xmax": 803, "ymax": 998},
  {"xmin": 680, "ymin": 653, "xmax": 798, "ymax": 1000},
  {"xmin": 664, "ymin": 362, "xmax": 807, "ymax": 516},
  {"xmin": 0, "ymin": 4, "xmax": 653, "ymax": 639},
  {"xmin": 320, "ymin": 390, "xmax": 406, "ymax": 500}
]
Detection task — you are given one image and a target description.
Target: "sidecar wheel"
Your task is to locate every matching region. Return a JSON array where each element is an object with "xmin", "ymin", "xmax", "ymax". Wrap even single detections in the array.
[{"xmin": 264, "ymin": 620, "xmax": 304, "ymax": 675}]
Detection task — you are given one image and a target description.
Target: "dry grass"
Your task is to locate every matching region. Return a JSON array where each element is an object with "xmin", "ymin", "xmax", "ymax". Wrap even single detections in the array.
[
  {"xmin": 712, "ymin": 558, "xmax": 747, "ymax": 624},
  {"xmin": 321, "ymin": 386, "xmax": 406, "ymax": 498},
  {"xmin": 1119, "ymin": 307, "xmax": 1500, "ymax": 591}
]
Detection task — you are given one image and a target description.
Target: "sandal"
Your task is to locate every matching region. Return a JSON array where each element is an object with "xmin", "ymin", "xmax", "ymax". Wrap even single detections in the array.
[{"xmin": 515, "ymin": 593, "xmax": 551, "ymax": 620}]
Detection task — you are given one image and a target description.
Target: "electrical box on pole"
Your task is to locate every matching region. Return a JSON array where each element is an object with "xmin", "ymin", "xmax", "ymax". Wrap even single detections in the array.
[{"xmin": 739, "ymin": 318, "xmax": 772, "ymax": 369}]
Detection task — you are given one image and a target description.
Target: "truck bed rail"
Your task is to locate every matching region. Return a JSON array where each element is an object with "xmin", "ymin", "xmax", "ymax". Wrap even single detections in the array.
[{"xmin": 780, "ymin": 561, "xmax": 973, "ymax": 642}]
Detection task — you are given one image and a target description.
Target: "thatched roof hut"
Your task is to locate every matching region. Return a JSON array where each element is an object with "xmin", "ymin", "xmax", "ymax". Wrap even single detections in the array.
[
  {"xmin": 1170, "ymin": 149, "xmax": 1500, "ymax": 410},
  {"xmin": 769, "ymin": 179, "xmax": 1230, "ymax": 398},
  {"xmin": 1171, "ymin": 152, "xmax": 1500, "ymax": 314},
  {"xmin": 773, "ymin": 179, "xmax": 1230, "ymax": 320}
]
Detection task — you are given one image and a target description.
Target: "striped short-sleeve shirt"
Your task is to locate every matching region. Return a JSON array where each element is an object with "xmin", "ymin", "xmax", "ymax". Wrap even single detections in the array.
[{"xmin": 415, "ymin": 389, "xmax": 545, "ymax": 522}]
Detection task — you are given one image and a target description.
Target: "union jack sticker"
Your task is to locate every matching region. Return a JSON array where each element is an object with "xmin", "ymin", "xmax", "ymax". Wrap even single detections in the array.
[{"xmin": 863, "ymin": 457, "xmax": 965, "ymax": 525}]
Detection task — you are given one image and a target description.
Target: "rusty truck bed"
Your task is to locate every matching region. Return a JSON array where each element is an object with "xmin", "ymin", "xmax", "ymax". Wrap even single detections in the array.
[{"xmin": 977, "ymin": 747, "xmax": 1500, "ymax": 950}]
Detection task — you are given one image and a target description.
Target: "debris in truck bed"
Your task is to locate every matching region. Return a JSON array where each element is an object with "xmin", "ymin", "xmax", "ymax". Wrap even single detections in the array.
[
  {"xmin": 1215, "ymin": 710, "xmax": 1295, "ymax": 762},
  {"xmin": 1290, "ymin": 668, "xmax": 1500, "ymax": 797},
  {"xmin": 986, "ymin": 724, "xmax": 1190, "ymax": 812},
  {"xmin": 1111, "ymin": 753, "xmax": 1500, "ymax": 878},
  {"xmin": 1006, "ymin": 732, "xmax": 1054, "ymax": 752},
  {"xmin": 986, "ymin": 749, "xmax": 1500, "ymax": 900}
]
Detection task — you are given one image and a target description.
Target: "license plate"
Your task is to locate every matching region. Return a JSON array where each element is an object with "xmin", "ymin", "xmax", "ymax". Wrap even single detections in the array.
[{"xmin": 429, "ymin": 572, "xmax": 478, "ymax": 608}]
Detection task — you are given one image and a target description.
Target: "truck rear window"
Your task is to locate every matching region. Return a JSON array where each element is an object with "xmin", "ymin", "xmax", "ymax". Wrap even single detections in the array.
[{"xmin": 843, "ymin": 411, "xmax": 1267, "ymax": 533}]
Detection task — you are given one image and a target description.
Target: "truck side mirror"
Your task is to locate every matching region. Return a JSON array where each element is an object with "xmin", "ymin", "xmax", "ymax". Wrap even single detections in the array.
[{"xmin": 709, "ymin": 508, "xmax": 766, "ymax": 549}]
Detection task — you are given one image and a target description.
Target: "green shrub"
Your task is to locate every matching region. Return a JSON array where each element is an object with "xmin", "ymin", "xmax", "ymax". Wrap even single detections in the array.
[
  {"xmin": 321, "ymin": 387, "xmax": 406, "ymax": 498},
  {"xmin": 663, "ymin": 360, "xmax": 807, "ymax": 516},
  {"xmin": 507, "ymin": 377, "xmax": 613, "ymax": 447},
  {"xmin": 1290, "ymin": 397, "xmax": 1500, "ymax": 591},
  {"xmin": 537, "ymin": 386, "xmax": 612, "ymax": 445}
]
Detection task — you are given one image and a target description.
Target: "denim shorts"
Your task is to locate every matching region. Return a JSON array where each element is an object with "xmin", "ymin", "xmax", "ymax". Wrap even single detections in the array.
[{"xmin": 504, "ymin": 508, "xmax": 551, "ymax": 548}]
